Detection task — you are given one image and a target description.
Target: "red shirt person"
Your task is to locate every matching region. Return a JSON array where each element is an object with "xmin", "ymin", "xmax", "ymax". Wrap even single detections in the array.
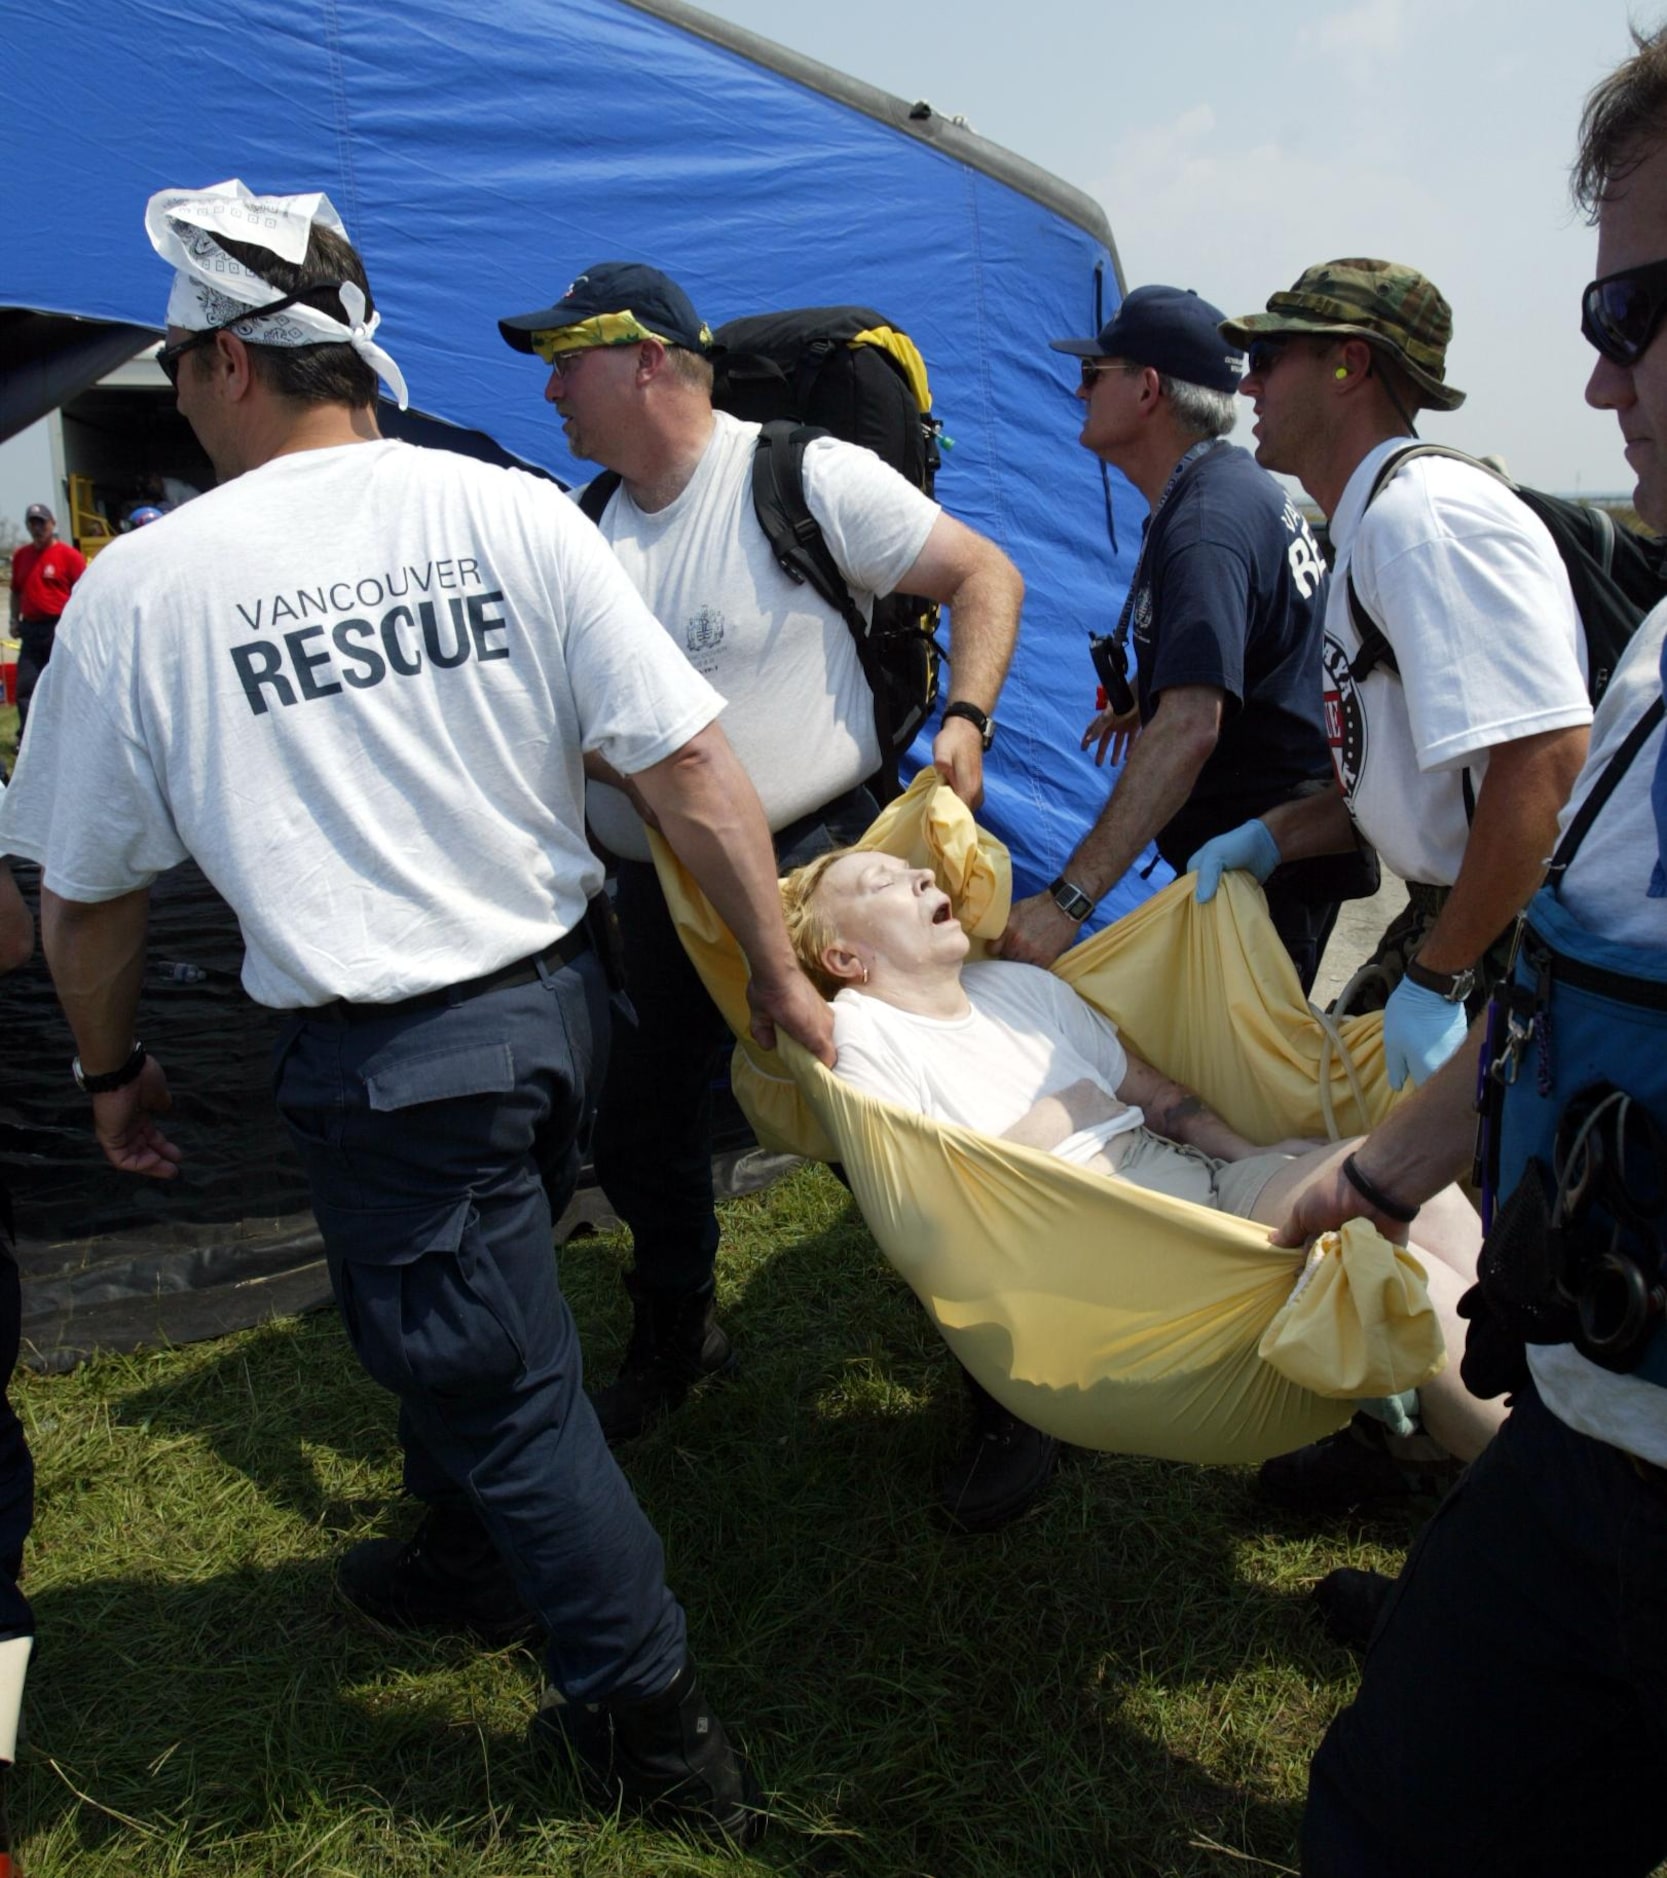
[{"xmin": 9, "ymin": 504, "xmax": 86, "ymax": 736}]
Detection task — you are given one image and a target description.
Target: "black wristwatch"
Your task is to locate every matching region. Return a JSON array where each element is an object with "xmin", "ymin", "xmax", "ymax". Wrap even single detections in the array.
[
  {"xmin": 942, "ymin": 700, "xmax": 995, "ymax": 751},
  {"xmin": 72, "ymin": 1041, "xmax": 149, "ymax": 1095},
  {"xmin": 1047, "ymin": 876, "xmax": 1096, "ymax": 923},
  {"xmin": 1404, "ymin": 956, "xmax": 1477, "ymax": 1005}
]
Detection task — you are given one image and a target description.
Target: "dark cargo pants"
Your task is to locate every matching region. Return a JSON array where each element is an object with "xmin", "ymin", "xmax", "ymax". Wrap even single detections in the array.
[
  {"xmin": 1302, "ymin": 1382, "xmax": 1667, "ymax": 1877},
  {"xmin": 591, "ymin": 785, "xmax": 876, "ymax": 1297},
  {"xmin": 274, "ymin": 949, "xmax": 686, "ymax": 1703}
]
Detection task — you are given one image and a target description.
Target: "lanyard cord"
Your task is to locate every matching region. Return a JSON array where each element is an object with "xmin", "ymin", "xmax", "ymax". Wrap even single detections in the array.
[{"xmin": 1108, "ymin": 437, "xmax": 1229, "ymax": 649}]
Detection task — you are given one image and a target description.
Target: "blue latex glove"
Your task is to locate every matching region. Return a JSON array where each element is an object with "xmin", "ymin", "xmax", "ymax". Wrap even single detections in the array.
[
  {"xmin": 1381, "ymin": 976, "xmax": 1471, "ymax": 1091},
  {"xmin": 1187, "ymin": 818, "xmax": 1281, "ymax": 903}
]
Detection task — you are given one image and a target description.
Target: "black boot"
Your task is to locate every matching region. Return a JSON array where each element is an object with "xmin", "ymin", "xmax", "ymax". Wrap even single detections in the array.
[
  {"xmin": 531, "ymin": 1656, "xmax": 765, "ymax": 1844},
  {"xmin": 937, "ymin": 1366, "xmax": 1058, "ymax": 1533},
  {"xmin": 1311, "ymin": 1566, "xmax": 1396, "ymax": 1651},
  {"xmin": 590, "ymin": 1273, "xmax": 737, "ymax": 1445},
  {"xmin": 1256, "ymin": 1411, "xmax": 1462, "ymax": 1517},
  {"xmin": 336, "ymin": 1502, "xmax": 541, "ymax": 1647}
]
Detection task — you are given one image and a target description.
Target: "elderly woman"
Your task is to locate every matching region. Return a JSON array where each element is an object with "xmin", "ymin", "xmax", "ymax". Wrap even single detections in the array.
[{"xmin": 782, "ymin": 845, "xmax": 1503, "ymax": 1474}]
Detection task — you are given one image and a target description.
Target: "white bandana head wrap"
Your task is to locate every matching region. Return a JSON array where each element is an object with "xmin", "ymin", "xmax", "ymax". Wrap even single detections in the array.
[{"xmin": 145, "ymin": 179, "xmax": 408, "ymax": 409}]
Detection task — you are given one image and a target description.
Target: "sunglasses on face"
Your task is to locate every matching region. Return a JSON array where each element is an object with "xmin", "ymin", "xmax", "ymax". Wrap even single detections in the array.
[
  {"xmin": 1080, "ymin": 358, "xmax": 1140, "ymax": 388},
  {"xmin": 156, "ymin": 329, "xmax": 215, "ymax": 386},
  {"xmin": 1244, "ymin": 337, "xmax": 1293, "ymax": 377},
  {"xmin": 1582, "ymin": 258, "xmax": 1667, "ymax": 366},
  {"xmin": 156, "ymin": 281, "xmax": 348, "ymax": 386}
]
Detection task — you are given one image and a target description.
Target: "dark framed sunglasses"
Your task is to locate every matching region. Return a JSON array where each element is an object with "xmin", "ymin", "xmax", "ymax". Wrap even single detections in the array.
[
  {"xmin": 1245, "ymin": 336, "xmax": 1293, "ymax": 377},
  {"xmin": 156, "ymin": 281, "xmax": 347, "ymax": 386},
  {"xmin": 1581, "ymin": 258, "xmax": 1667, "ymax": 365},
  {"xmin": 1080, "ymin": 358, "xmax": 1140, "ymax": 388}
]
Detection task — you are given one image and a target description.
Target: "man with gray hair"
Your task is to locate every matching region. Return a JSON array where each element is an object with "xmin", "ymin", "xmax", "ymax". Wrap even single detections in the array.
[{"xmin": 998, "ymin": 286, "xmax": 1353, "ymax": 989}]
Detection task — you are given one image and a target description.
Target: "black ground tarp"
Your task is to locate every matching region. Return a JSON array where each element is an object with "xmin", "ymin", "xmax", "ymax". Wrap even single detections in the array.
[{"xmin": 1, "ymin": 861, "xmax": 792, "ymax": 1371}]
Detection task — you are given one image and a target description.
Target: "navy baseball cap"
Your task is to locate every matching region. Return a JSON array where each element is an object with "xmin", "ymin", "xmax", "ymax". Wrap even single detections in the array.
[
  {"xmin": 499, "ymin": 261, "xmax": 713, "ymax": 356},
  {"xmin": 1050, "ymin": 285, "xmax": 1244, "ymax": 394}
]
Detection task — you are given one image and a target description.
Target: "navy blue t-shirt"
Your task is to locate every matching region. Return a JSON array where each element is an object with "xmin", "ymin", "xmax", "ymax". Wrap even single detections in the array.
[{"xmin": 1127, "ymin": 442, "xmax": 1333, "ymax": 865}]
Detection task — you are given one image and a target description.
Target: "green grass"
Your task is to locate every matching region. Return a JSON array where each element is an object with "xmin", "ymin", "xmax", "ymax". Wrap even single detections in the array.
[{"xmin": 8, "ymin": 1163, "xmax": 1431, "ymax": 1877}]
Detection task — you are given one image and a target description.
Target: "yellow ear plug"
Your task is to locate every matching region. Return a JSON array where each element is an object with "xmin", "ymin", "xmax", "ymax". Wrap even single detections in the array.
[{"xmin": 1335, "ymin": 367, "xmax": 1350, "ymax": 379}]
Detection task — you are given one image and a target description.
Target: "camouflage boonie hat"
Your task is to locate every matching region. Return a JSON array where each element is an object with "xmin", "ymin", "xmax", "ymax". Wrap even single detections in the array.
[{"xmin": 1220, "ymin": 258, "xmax": 1465, "ymax": 411}]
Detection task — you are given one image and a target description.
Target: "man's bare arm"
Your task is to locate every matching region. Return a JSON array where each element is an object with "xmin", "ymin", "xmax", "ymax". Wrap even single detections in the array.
[
  {"xmin": 41, "ymin": 885, "xmax": 181, "ymax": 1179},
  {"xmin": 899, "ymin": 513, "xmax": 1024, "ymax": 811},
  {"xmin": 583, "ymin": 748, "xmax": 660, "ymax": 829},
  {"xmin": 0, "ymin": 865, "xmax": 32, "ymax": 975},
  {"xmin": 1258, "ymin": 782, "xmax": 1359, "ymax": 862},
  {"xmin": 630, "ymin": 722, "xmax": 834, "ymax": 1064},
  {"xmin": 1273, "ymin": 1017, "xmax": 1484, "ymax": 1245},
  {"xmin": 997, "ymin": 684, "xmax": 1225, "ymax": 967},
  {"xmin": 1415, "ymin": 726, "xmax": 1589, "ymax": 974}
]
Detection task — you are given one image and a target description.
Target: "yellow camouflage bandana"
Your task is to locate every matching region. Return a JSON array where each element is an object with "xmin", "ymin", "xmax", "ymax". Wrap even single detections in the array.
[{"xmin": 529, "ymin": 310, "xmax": 713, "ymax": 363}]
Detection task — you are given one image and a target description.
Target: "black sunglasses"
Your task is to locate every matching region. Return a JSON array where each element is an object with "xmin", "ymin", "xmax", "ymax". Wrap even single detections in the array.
[
  {"xmin": 156, "ymin": 281, "xmax": 348, "ymax": 386},
  {"xmin": 1080, "ymin": 358, "xmax": 1141, "ymax": 387},
  {"xmin": 1245, "ymin": 336, "xmax": 1293, "ymax": 377},
  {"xmin": 1582, "ymin": 258, "xmax": 1667, "ymax": 366}
]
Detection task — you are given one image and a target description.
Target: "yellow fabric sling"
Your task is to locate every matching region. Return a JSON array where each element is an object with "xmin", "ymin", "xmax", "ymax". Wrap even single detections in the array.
[{"xmin": 649, "ymin": 771, "xmax": 1445, "ymax": 1464}]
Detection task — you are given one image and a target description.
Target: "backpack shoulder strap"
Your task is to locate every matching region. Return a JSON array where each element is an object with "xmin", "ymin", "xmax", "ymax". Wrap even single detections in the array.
[
  {"xmin": 1344, "ymin": 443, "xmax": 1427, "ymax": 683},
  {"xmin": 1346, "ymin": 569, "xmax": 1400, "ymax": 683},
  {"xmin": 577, "ymin": 471, "xmax": 622, "ymax": 524},
  {"xmin": 748, "ymin": 420, "xmax": 867, "ymax": 637},
  {"xmin": 1547, "ymin": 692, "xmax": 1667, "ymax": 884},
  {"xmin": 1342, "ymin": 444, "xmax": 1507, "ymax": 681},
  {"xmin": 1590, "ymin": 501, "xmax": 1618, "ymax": 580}
]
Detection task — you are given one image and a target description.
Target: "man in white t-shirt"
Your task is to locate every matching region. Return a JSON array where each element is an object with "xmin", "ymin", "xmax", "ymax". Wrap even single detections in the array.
[
  {"xmin": 1190, "ymin": 260, "xmax": 1590, "ymax": 1094},
  {"xmin": 0, "ymin": 184, "xmax": 837, "ymax": 1843},
  {"xmin": 497, "ymin": 265, "xmax": 1027, "ymax": 1493},
  {"xmin": 1287, "ymin": 50, "xmax": 1667, "ymax": 1870},
  {"xmin": 1185, "ymin": 260, "xmax": 1594, "ymax": 1514}
]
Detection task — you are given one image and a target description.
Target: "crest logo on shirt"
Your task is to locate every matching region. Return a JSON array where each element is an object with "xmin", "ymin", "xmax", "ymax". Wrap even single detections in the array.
[
  {"xmin": 685, "ymin": 607, "xmax": 724, "ymax": 655},
  {"xmin": 1322, "ymin": 634, "xmax": 1366, "ymax": 798},
  {"xmin": 1129, "ymin": 579, "xmax": 1154, "ymax": 651}
]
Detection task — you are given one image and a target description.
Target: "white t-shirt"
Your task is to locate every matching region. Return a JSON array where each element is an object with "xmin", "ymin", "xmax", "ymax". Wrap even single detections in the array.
[
  {"xmin": 830, "ymin": 958, "xmax": 1143, "ymax": 1164},
  {"xmin": 587, "ymin": 410, "xmax": 940, "ymax": 861},
  {"xmin": 0, "ymin": 439, "xmax": 723, "ymax": 1007},
  {"xmin": 1321, "ymin": 442, "xmax": 1590, "ymax": 884},
  {"xmin": 1526, "ymin": 600, "xmax": 1667, "ymax": 1464}
]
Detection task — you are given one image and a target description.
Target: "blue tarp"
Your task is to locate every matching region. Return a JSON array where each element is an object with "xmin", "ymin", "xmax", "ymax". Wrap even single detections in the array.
[{"xmin": 4, "ymin": 0, "xmax": 1160, "ymax": 914}]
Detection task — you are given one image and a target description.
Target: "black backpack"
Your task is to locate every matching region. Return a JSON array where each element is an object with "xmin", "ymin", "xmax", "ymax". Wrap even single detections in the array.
[
  {"xmin": 1346, "ymin": 443, "xmax": 1666, "ymax": 707},
  {"xmin": 578, "ymin": 306, "xmax": 943, "ymax": 803}
]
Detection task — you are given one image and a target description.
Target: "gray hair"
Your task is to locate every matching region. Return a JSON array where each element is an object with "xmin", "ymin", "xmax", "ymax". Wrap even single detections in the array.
[{"xmin": 1157, "ymin": 373, "xmax": 1238, "ymax": 441}]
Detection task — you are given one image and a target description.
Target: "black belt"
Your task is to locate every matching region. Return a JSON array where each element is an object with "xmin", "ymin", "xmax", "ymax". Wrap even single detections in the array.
[{"xmin": 315, "ymin": 923, "xmax": 590, "ymax": 1023}]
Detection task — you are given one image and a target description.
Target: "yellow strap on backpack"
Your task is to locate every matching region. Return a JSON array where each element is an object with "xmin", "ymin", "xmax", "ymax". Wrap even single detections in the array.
[{"xmin": 850, "ymin": 325, "xmax": 931, "ymax": 414}]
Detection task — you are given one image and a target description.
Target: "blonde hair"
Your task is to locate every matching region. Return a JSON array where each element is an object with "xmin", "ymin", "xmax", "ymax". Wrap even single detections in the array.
[{"xmin": 780, "ymin": 846, "xmax": 860, "ymax": 998}]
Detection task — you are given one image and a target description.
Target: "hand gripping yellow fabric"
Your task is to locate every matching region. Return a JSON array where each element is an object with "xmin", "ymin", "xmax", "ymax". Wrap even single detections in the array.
[{"xmin": 649, "ymin": 772, "xmax": 1444, "ymax": 1464}]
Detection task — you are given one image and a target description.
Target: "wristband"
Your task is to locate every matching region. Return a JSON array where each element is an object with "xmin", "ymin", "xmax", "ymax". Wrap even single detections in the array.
[
  {"xmin": 72, "ymin": 1042, "xmax": 148, "ymax": 1096},
  {"xmin": 1341, "ymin": 1152, "xmax": 1420, "ymax": 1224},
  {"xmin": 942, "ymin": 700, "xmax": 995, "ymax": 751},
  {"xmin": 1404, "ymin": 955, "xmax": 1477, "ymax": 1004}
]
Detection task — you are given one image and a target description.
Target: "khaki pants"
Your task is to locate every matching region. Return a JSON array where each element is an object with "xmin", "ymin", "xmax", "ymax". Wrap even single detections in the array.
[{"xmin": 1101, "ymin": 1127, "xmax": 1293, "ymax": 1220}]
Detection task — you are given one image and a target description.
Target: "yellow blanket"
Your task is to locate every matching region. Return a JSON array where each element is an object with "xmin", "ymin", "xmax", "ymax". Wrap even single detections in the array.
[{"xmin": 650, "ymin": 772, "xmax": 1443, "ymax": 1464}]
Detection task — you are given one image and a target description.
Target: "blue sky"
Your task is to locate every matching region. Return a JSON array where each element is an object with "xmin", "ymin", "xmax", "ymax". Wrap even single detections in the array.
[{"xmin": 0, "ymin": 0, "xmax": 1649, "ymax": 535}]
